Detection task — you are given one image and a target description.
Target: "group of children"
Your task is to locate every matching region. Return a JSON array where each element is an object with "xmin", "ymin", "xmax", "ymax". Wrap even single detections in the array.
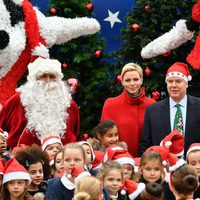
[{"xmin": 0, "ymin": 120, "xmax": 199, "ymax": 200}]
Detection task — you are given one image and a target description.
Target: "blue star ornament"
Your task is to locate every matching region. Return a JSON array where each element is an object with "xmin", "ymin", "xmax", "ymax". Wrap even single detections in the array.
[{"xmin": 93, "ymin": 0, "xmax": 135, "ymax": 53}]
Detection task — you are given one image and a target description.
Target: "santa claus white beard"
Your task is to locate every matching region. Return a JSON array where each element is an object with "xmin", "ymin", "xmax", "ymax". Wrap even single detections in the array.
[{"xmin": 19, "ymin": 80, "xmax": 72, "ymax": 140}]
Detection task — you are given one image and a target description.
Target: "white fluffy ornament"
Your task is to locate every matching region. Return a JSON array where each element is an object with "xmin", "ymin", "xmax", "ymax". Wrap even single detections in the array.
[{"xmin": 0, "ymin": 0, "xmax": 100, "ymax": 106}]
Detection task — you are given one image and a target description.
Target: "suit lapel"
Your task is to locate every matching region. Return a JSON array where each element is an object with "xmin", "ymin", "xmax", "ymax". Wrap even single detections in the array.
[
  {"xmin": 160, "ymin": 98, "xmax": 171, "ymax": 134},
  {"xmin": 185, "ymin": 95, "xmax": 196, "ymax": 138}
]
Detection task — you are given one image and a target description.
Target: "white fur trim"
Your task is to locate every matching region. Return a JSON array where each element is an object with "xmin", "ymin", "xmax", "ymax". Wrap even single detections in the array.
[
  {"xmin": 128, "ymin": 183, "xmax": 145, "ymax": 200},
  {"xmin": 12, "ymin": 0, "xmax": 23, "ymax": 5},
  {"xmin": 49, "ymin": 160, "xmax": 54, "ymax": 166},
  {"xmin": 166, "ymin": 71, "xmax": 189, "ymax": 83},
  {"xmin": 141, "ymin": 19, "xmax": 194, "ymax": 58},
  {"xmin": 61, "ymin": 175, "xmax": 75, "ymax": 190},
  {"xmin": 42, "ymin": 137, "xmax": 62, "ymax": 151},
  {"xmin": 116, "ymin": 157, "xmax": 135, "ymax": 168},
  {"xmin": 103, "ymin": 152, "xmax": 108, "ymax": 162},
  {"xmin": 27, "ymin": 57, "xmax": 63, "ymax": 80},
  {"xmin": 162, "ymin": 160, "xmax": 167, "ymax": 166},
  {"xmin": 169, "ymin": 159, "xmax": 186, "ymax": 172},
  {"xmin": 3, "ymin": 172, "xmax": 31, "ymax": 184},
  {"xmin": 75, "ymin": 171, "xmax": 91, "ymax": 183},
  {"xmin": 31, "ymin": 43, "xmax": 49, "ymax": 58},
  {"xmin": 186, "ymin": 146, "xmax": 200, "ymax": 157},
  {"xmin": 134, "ymin": 166, "xmax": 139, "ymax": 173}
]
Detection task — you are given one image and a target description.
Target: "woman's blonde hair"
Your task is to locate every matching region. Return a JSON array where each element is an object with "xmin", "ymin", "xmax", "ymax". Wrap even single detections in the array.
[
  {"xmin": 74, "ymin": 176, "xmax": 102, "ymax": 200},
  {"xmin": 121, "ymin": 63, "xmax": 143, "ymax": 79}
]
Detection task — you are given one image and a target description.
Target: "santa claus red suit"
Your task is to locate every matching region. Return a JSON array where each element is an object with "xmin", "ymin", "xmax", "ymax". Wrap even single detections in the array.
[
  {"xmin": 101, "ymin": 88, "xmax": 155, "ymax": 157},
  {"xmin": 0, "ymin": 57, "xmax": 80, "ymax": 148}
]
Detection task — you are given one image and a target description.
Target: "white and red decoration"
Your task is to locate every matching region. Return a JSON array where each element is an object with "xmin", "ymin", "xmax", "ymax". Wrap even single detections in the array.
[
  {"xmin": 165, "ymin": 62, "xmax": 192, "ymax": 83},
  {"xmin": 186, "ymin": 143, "xmax": 200, "ymax": 157},
  {"xmin": 0, "ymin": 0, "xmax": 100, "ymax": 107},
  {"xmin": 41, "ymin": 135, "xmax": 63, "ymax": 151},
  {"xmin": 3, "ymin": 158, "xmax": 31, "ymax": 184}
]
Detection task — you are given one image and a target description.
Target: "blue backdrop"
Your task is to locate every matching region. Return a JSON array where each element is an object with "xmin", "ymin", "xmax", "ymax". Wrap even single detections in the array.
[{"xmin": 30, "ymin": 0, "xmax": 136, "ymax": 53}]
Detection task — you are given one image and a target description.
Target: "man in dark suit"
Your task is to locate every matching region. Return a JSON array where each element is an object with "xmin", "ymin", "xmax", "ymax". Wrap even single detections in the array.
[{"xmin": 139, "ymin": 62, "xmax": 200, "ymax": 156}]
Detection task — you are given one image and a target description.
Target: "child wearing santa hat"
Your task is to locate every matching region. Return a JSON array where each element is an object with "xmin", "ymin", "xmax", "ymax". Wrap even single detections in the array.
[
  {"xmin": 103, "ymin": 145, "xmax": 135, "ymax": 181},
  {"xmin": 1, "ymin": 157, "xmax": 32, "ymax": 200},
  {"xmin": 14, "ymin": 144, "xmax": 51, "ymax": 199},
  {"xmin": 186, "ymin": 143, "xmax": 200, "ymax": 198},
  {"xmin": 41, "ymin": 135, "xmax": 63, "ymax": 166},
  {"xmin": 45, "ymin": 143, "xmax": 91, "ymax": 200},
  {"xmin": 97, "ymin": 160, "xmax": 129, "ymax": 200}
]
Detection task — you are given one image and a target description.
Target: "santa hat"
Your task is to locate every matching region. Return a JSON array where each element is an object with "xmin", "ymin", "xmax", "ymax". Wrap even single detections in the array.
[
  {"xmin": 167, "ymin": 153, "xmax": 186, "ymax": 172},
  {"xmin": 0, "ymin": 128, "xmax": 8, "ymax": 139},
  {"xmin": 91, "ymin": 150, "xmax": 104, "ymax": 171},
  {"xmin": 103, "ymin": 145, "xmax": 135, "ymax": 168},
  {"xmin": 41, "ymin": 135, "xmax": 63, "ymax": 151},
  {"xmin": 133, "ymin": 157, "xmax": 140, "ymax": 173},
  {"xmin": 165, "ymin": 62, "xmax": 192, "ymax": 83},
  {"xmin": 67, "ymin": 166, "xmax": 91, "ymax": 183},
  {"xmin": 160, "ymin": 130, "xmax": 184, "ymax": 157},
  {"xmin": 78, "ymin": 141, "xmax": 95, "ymax": 162},
  {"xmin": 123, "ymin": 179, "xmax": 145, "ymax": 200},
  {"xmin": 145, "ymin": 146, "xmax": 169, "ymax": 166},
  {"xmin": 27, "ymin": 57, "xmax": 63, "ymax": 81},
  {"xmin": 186, "ymin": 143, "xmax": 200, "ymax": 157},
  {"xmin": 3, "ymin": 158, "xmax": 31, "ymax": 184},
  {"xmin": 0, "ymin": 158, "xmax": 5, "ymax": 175}
]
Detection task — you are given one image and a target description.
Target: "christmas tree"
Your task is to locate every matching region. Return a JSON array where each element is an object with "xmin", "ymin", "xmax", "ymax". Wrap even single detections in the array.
[
  {"xmin": 48, "ymin": 0, "xmax": 119, "ymax": 135},
  {"xmin": 114, "ymin": 0, "xmax": 200, "ymax": 98}
]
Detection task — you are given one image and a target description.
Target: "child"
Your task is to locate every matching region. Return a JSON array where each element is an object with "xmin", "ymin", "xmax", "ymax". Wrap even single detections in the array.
[
  {"xmin": 74, "ymin": 176, "xmax": 102, "ymax": 200},
  {"xmin": 139, "ymin": 150, "xmax": 175, "ymax": 200},
  {"xmin": 52, "ymin": 149, "xmax": 64, "ymax": 177},
  {"xmin": 41, "ymin": 135, "xmax": 63, "ymax": 166},
  {"xmin": 1, "ymin": 158, "xmax": 31, "ymax": 200},
  {"xmin": 45, "ymin": 143, "xmax": 90, "ymax": 200},
  {"xmin": 78, "ymin": 141, "xmax": 95, "ymax": 171},
  {"xmin": 103, "ymin": 145, "xmax": 135, "ymax": 180},
  {"xmin": 14, "ymin": 144, "xmax": 51, "ymax": 198},
  {"xmin": 98, "ymin": 160, "xmax": 128, "ymax": 200},
  {"xmin": 92, "ymin": 120, "xmax": 119, "ymax": 151},
  {"xmin": 186, "ymin": 143, "xmax": 200, "ymax": 198},
  {"xmin": 168, "ymin": 153, "xmax": 198, "ymax": 200}
]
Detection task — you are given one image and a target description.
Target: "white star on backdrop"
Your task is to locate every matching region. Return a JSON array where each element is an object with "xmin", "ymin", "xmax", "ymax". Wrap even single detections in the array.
[{"xmin": 104, "ymin": 10, "xmax": 122, "ymax": 28}]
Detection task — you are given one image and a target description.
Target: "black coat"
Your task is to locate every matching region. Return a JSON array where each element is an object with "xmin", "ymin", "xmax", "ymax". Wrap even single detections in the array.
[{"xmin": 139, "ymin": 95, "xmax": 200, "ymax": 156}]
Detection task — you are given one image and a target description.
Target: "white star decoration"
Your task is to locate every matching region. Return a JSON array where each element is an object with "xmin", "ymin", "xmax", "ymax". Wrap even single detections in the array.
[{"xmin": 104, "ymin": 10, "xmax": 122, "ymax": 28}]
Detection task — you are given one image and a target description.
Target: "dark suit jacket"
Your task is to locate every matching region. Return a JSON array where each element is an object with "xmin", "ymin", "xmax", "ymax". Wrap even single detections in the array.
[{"xmin": 139, "ymin": 95, "xmax": 200, "ymax": 156}]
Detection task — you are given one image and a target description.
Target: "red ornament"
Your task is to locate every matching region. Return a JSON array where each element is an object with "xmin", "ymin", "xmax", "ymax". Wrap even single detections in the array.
[
  {"xmin": 144, "ymin": 67, "xmax": 151, "ymax": 76},
  {"xmin": 132, "ymin": 23, "xmax": 139, "ymax": 32},
  {"xmin": 62, "ymin": 63, "xmax": 68, "ymax": 68},
  {"xmin": 80, "ymin": 133, "xmax": 89, "ymax": 141},
  {"xmin": 86, "ymin": 2, "xmax": 94, "ymax": 12},
  {"xmin": 116, "ymin": 75, "xmax": 122, "ymax": 84},
  {"xmin": 144, "ymin": 5, "xmax": 150, "ymax": 11},
  {"xmin": 94, "ymin": 50, "xmax": 103, "ymax": 58},
  {"xmin": 152, "ymin": 91, "xmax": 160, "ymax": 101},
  {"xmin": 67, "ymin": 78, "xmax": 80, "ymax": 94},
  {"xmin": 49, "ymin": 7, "xmax": 57, "ymax": 15},
  {"xmin": 162, "ymin": 51, "xmax": 171, "ymax": 57}
]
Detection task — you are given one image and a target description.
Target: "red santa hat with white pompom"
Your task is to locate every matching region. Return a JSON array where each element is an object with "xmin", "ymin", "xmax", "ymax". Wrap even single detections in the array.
[
  {"xmin": 186, "ymin": 143, "xmax": 200, "ymax": 158},
  {"xmin": 165, "ymin": 62, "xmax": 192, "ymax": 83},
  {"xmin": 160, "ymin": 130, "xmax": 184, "ymax": 157}
]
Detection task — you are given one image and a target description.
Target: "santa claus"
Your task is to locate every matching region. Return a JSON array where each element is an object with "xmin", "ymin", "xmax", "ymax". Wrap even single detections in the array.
[{"xmin": 0, "ymin": 57, "xmax": 80, "ymax": 149}]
